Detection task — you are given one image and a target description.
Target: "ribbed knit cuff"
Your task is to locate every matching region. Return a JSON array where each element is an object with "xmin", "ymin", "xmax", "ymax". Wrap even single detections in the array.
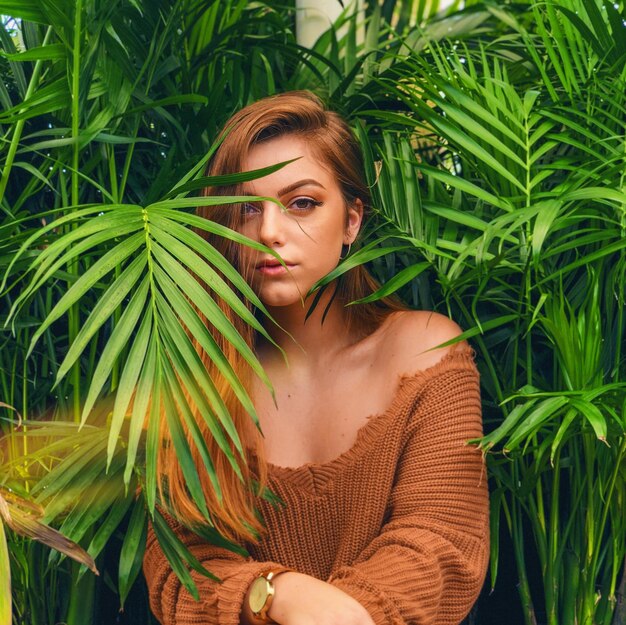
[{"xmin": 328, "ymin": 568, "xmax": 402, "ymax": 625}]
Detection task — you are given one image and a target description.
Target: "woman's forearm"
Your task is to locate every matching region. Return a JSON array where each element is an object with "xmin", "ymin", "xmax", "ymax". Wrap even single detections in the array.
[{"xmin": 241, "ymin": 571, "xmax": 375, "ymax": 625}]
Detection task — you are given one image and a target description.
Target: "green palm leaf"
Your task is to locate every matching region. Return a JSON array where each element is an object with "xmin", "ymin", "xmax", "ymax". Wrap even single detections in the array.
[
  {"xmin": 118, "ymin": 501, "xmax": 147, "ymax": 608},
  {"xmin": 19, "ymin": 231, "xmax": 144, "ymax": 352},
  {"xmin": 4, "ymin": 184, "xmax": 291, "ymax": 507},
  {"xmin": 106, "ymin": 304, "xmax": 153, "ymax": 464},
  {"xmin": 89, "ymin": 276, "xmax": 151, "ymax": 445},
  {"xmin": 58, "ymin": 253, "xmax": 148, "ymax": 385}
]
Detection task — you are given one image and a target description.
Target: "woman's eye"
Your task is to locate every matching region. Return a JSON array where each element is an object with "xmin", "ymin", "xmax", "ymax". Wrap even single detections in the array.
[
  {"xmin": 289, "ymin": 198, "xmax": 321, "ymax": 211},
  {"xmin": 242, "ymin": 202, "xmax": 261, "ymax": 216}
]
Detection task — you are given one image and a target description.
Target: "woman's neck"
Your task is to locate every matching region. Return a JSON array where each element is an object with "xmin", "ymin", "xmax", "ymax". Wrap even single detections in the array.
[{"xmin": 257, "ymin": 289, "xmax": 359, "ymax": 369}]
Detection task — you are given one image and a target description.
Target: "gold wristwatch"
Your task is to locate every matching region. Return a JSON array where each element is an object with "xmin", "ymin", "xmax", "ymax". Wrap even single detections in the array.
[{"xmin": 248, "ymin": 571, "xmax": 281, "ymax": 623}]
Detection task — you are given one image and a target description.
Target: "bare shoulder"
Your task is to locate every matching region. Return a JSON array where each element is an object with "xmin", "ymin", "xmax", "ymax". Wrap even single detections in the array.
[{"xmin": 378, "ymin": 310, "xmax": 469, "ymax": 377}]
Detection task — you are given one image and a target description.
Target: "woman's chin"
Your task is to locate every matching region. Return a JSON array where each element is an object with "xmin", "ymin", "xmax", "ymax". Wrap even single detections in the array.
[{"xmin": 255, "ymin": 289, "xmax": 307, "ymax": 311}]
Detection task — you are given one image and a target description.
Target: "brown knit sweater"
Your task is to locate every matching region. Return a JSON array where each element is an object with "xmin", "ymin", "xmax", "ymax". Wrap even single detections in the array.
[{"xmin": 143, "ymin": 347, "xmax": 490, "ymax": 625}]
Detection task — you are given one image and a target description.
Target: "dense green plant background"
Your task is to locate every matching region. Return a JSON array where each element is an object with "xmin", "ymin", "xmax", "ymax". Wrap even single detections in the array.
[{"xmin": 1, "ymin": 1, "xmax": 625, "ymax": 624}]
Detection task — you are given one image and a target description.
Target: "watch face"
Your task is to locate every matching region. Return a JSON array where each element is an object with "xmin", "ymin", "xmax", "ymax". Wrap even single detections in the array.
[{"xmin": 249, "ymin": 577, "xmax": 270, "ymax": 614}]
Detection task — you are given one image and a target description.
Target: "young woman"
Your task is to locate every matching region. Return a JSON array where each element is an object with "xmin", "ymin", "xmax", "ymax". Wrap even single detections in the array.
[{"xmin": 143, "ymin": 91, "xmax": 489, "ymax": 625}]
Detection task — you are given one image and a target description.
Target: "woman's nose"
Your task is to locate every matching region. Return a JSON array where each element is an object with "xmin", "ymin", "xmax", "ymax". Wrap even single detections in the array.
[{"xmin": 258, "ymin": 204, "xmax": 287, "ymax": 247}]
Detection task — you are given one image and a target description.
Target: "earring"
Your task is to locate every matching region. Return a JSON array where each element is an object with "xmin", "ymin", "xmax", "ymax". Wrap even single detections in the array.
[{"xmin": 340, "ymin": 242, "xmax": 352, "ymax": 260}]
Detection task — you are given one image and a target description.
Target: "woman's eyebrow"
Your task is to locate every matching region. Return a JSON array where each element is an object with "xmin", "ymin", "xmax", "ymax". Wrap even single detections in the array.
[
  {"xmin": 277, "ymin": 179, "xmax": 325, "ymax": 196},
  {"xmin": 243, "ymin": 178, "xmax": 326, "ymax": 196}
]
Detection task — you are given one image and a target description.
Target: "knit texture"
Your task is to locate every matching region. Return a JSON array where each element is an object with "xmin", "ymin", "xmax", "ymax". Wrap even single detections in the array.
[{"xmin": 143, "ymin": 347, "xmax": 490, "ymax": 625}]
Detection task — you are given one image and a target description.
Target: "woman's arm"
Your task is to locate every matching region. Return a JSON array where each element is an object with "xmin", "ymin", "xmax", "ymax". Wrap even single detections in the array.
[
  {"xmin": 325, "ymin": 361, "xmax": 489, "ymax": 625},
  {"xmin": 245, "ymin": 571, "xmax": 376, "ymax": 625},
  {"xmin": 144, "ymin": 514, "xmax": 375, "ymax": 625},
  {"xmin": 143, "ymin": 516, "xmax": 290, "ymax": 625}
]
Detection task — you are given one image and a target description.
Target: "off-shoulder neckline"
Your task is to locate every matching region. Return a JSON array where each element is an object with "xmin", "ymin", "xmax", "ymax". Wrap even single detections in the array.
[{"xmin": 267, "ymin": 346, "xmax": 477, "ymax": 476}]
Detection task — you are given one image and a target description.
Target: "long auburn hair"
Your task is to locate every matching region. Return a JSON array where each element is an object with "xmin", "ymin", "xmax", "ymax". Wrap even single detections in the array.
[{"xmin": 158, "ymin": 91, "xmax": 403, "ymax": 542}]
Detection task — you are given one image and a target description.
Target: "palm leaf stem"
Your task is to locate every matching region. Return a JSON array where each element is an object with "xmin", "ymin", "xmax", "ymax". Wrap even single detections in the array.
[
  {"xmin": 591, "ymin": 437, "xmax": 626, "ymax": 612},
  {"xmin": 71, "ymin": 0, "xmax": 82, "ymax": 208},
  {"xmin": 0, "ymin": 26, "xmax": 52, "ymax": 205},
  {"xmin": 65, "ymin": 556, "xmax": 95, "ymax": 625},
  {"xmin": 582, "ymin": 434, "xmax": 597, "ymax": 622},
  {"xmin": 68, "ymin": 0, "xmax": 84, "ymax": 424},
  {"xmin": 107, "ymin": 148, "xmax": 123, "ymax": 393},
  {"xmin": 546, "ymin": 448, "xmax": 561, "ymax": 625},
  {"xmin": 615, "ymin": 133, "xmax": 626, "ymax": 378},
  {"xmin": 511, "ymin": 488, "xmax": 537, "ymax": 625},
  {"xmin": 612, "ymin": 559, "xmax": 626, "ymax": 625}
]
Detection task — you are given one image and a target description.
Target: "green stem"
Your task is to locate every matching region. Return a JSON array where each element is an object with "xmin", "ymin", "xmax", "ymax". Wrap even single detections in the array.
[
  {"xmin": 546, "ymin": 448, "xmax": 561, "ymax": 625},
  {"xmin": 72, "ymin": 2, "xmax": 82, "ymax": 207},
  {"xmin": 69, "ymin": 0, "xmax": 83, "ymax": 423},
  {"xmin": 65, "ymin": 557, "xmax": 95, "ymax": 625},
  {"xmin": 118, "ymin": 118, "xmax": 139, "ymax": 199},
  {"xmin": 612, "ymin": 558, "xmax": 626, "ymax": 625},
  {"xmin": 523, "ymin": 100, "xmax": 533, "ymax": 388},
  {"xmin": 511, "ymin": 464, "xmax": 538, "ymax": 625},
  {"xmin": 21, "ymin": 346, "xmax": 29, "ymax": 493},
  {"xmin": 581, "ymin": 434, "xmax": 597, "ymax": 624},
  {"xmin": 0, "ymin": 27, "xmax": 53, "ymax": 204},
  {"xmin": 107, "ymin": 138, "xmax": 122, "ymax": 391},
  {"xmin": 614, "ymin": 125, "xmax": 626, "ymax": 379},
  {"xmin": 8, "ymin": 326, "xmax": 19, "ymax": 479},
  {"xmin": 590, "ymin": 438, "xmax": 626, "ymax": 617},
  {"xmin": 143, "ymin": 207, "xmax": 159, "ymax": 336}
]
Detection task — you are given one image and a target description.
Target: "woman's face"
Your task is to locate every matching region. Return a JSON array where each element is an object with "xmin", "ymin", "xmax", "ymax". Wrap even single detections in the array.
[{"xmin": 237, "ymin": 135, "xmax": 362, "ymax": 309}]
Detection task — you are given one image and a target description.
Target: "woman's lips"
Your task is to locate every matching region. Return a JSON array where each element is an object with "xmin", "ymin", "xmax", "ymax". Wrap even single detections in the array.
[{"xmin": 256, "ymin": 262, "xmax": 295, "ymax": 276}]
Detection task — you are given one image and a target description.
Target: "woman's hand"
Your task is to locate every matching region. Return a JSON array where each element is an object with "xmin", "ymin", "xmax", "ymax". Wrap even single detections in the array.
[
  {"xmin": 268, "ymin": 571, "xmax": 376, "ymax": 625},
  {"xmin": 242, "ymin": 571, "xmax": 375, "ymax": 625}
]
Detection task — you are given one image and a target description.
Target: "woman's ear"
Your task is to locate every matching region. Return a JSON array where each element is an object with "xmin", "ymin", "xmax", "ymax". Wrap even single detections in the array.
[{"xmin": 344, "ymin": 198, "xmax": 364, "ymax": 244}]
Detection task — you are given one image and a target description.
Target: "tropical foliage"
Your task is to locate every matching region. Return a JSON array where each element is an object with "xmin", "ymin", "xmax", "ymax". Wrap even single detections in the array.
[
  {"xmin": 1, "ymin": 0, "xmax": 625, "ymax": 624},
  {"xmin": 360, "ymin": 4, "xmax": 626, "ymax": 623}
]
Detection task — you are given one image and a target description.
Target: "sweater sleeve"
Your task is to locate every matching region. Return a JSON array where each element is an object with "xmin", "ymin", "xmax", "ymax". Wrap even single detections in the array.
[
  {"xmin": 142, "ymin": 515, "xmax": 289, "ymax": 625},
  {"xmin": 327, "ymin": 361, "xmax": 490, "ymax": 625}
]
